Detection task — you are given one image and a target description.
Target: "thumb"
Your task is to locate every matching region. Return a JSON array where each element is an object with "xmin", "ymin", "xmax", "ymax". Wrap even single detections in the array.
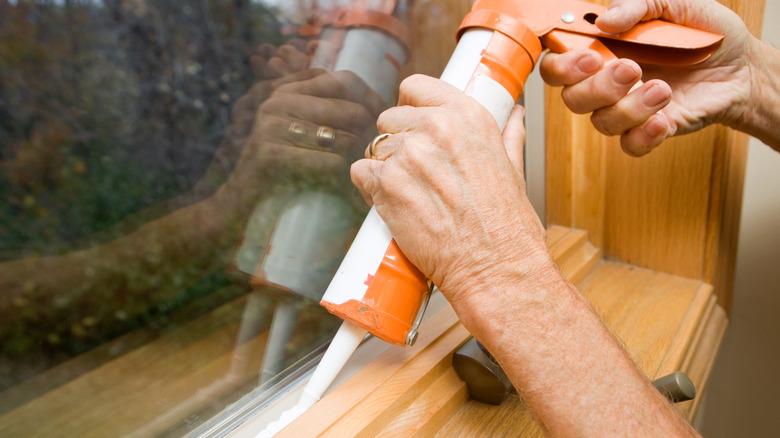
[
  {"xmin": 597, "ymin": 0, "xmax": 655, "ymax": 34},
  {"xmin": 350, "ymin": 158, "xmax": 384, "ymax": 206},
  {"xmin": 502, "ymin": 105, "xmax": 526, "ymax": 178}
]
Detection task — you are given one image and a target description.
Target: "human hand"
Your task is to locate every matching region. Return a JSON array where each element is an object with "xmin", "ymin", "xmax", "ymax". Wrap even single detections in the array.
[
  {"xmin": 539, "ymin": 0, "xmax": 759, "ymax": 156},
  {"xmin": 199, "ymin": 41, "xmax": 315, "ymax": 193},
  {"xmin": 227, "ymin": 41, "xmax": 313, "ymax": 149},
  {"xmin": 350, "ymin": 75, "xmax": 551, "ymax": 306},
  {"xmin": 226, "ymin": 68, "xmax": 386, "ymax": 196}
]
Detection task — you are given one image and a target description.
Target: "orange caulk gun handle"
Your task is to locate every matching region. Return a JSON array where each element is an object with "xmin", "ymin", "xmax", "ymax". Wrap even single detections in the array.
[{"xmin": 460, "ymin": 0, "xmax": 725, "ymax": 89}]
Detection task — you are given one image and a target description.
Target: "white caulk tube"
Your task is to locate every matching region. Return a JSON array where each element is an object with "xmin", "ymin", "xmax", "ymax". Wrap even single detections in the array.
[
  {"xmin": 317, "ymin": 29, "xmax": 518, "ymax": 340},
  {"xmin": 250, "ymin": 8, "xmax": 409, "ymax": 387},
  {"xmin": 259, "ymin": 18, "xmax": 542, "ymax": 433}
]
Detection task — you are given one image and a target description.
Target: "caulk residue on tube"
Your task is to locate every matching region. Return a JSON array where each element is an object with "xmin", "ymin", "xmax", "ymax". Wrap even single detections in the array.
[{"xmin": 256, "ymin": 321, "xmax": 367, "ymax": 437}]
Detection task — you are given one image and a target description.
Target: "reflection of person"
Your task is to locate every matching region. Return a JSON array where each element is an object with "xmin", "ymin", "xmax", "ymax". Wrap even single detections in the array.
[
  {"xmin": 350, "ymin": 1, "xmax": 778, "ymax": 436},
  {"xmin": 0, "ymin": 42, "xmax": 380, "ymax": 365}
]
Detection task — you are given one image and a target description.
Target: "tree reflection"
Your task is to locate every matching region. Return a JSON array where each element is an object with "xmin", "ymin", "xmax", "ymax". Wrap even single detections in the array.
[{"xmin": 0, "ymin": 0, "xmax": 383, "ymax": 399}]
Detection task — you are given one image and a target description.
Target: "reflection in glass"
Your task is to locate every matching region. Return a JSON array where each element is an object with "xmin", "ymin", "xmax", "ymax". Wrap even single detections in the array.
[{"xmin": 0, "ymin": 0, "xmax": 411, "ymax": 435}]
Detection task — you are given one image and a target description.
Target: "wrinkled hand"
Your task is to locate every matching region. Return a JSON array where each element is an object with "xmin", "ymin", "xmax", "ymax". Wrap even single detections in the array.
[
  {"xmin": 350, "ymin": 75, "xmax": 549, "ymax": 304},
  {"xmin": 226, "ymin": 41, "xmax": 313, "ymax": 150},
  {"xmin": 217, "ymin": 43, "xmax": 388, "ymax": 203},
  {"xmin": 230, "ymin": 68, "xmax": 385, "ymax": 182},
  {"xmin": 202, "ymin": 41, "xmax": 314, "ymax": 192},
  {"xmin": 540, "ymin": 0, "xmax": 758, "ymax": 156}
]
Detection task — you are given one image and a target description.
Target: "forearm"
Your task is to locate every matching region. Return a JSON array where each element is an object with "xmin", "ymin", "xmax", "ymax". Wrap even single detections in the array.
[
  {"xmin": 451, "ymin": 258, "xmax": 696, "ymax": 437},
  {"xmin": 0, "ymin": 188, "xmax": 253, "ymax": 334},
  {"xmin": 739, "ymin": 39, "xmax": 780, "ymax": 150}
]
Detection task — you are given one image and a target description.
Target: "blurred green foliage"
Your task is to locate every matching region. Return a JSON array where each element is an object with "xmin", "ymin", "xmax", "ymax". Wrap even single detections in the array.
[
  {"xmin": 0, "ymin": 0, "xmax": 294, "ymax": 385},
  {"xmin": 0, "ymin": 0, "xmax": 282, "ymax": 257}
]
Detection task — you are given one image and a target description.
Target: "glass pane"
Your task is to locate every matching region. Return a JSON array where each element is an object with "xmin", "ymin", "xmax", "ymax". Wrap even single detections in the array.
[{"xmin": 0, "ymin": 1, "xmax": 438, "ymax": 435}]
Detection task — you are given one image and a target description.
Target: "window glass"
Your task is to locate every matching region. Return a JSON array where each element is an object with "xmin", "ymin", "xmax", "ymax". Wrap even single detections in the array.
[{"xmin": 0, "ymin": 1, "xmax": 434, "ymax": 435}]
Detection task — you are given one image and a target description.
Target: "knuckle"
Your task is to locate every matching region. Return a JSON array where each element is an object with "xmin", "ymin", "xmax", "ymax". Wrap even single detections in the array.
[
  {"xmin": 590, "ymin": 112, "xmax": 621, "ymax": 136},
  {"xmin": 351, "ymin": 162, "xmax": 373, "ymax": 189},
  {"xmin": 349, "ymin": 161, "xmax": 363, "ymax": 184},
  {"xmin": 274, "ymin": 80, "xmax": 296, "ymax": 93},
  {"xmin": 590, "ymin": 70, "xmax": 619, "ymax": 100},
  {"xmin": 615, "ymin": 99, "xmax": 646, "ymax": 127},
  {"xmin": 422, "ymin": 112, "xmax": 453, "ymax": 137},
  {"xmin": 376, "ymin": 109, "xmax": 394, "ymax": 131},
  {"xmin": 550, "ymin": 57, "xmax": 571, "ymax": 80},
  {"xmin": 463, "ymin": 101, "xmax": 487, "ymax": 122},
  {"xmin": 401, "ymin": 141, "xmax": 428, "ymax": 166},
  {"xmin": 620, "ymin": 136, "xmax": 646, "ymax": 157},
  {"xmin": 539, "ymin": 55, "xmax": 563, "ymax": 83},
  {"xmin": 259, "ymin": 95, "xmax": 281, "ymax": 114},
  {"xmin": 588, "ymin": 74, "xmax": 611, "ymax": 102},
  {"xmin": 399, "ymin": 74, "xmax": 424, "ymax": 94},
  {"xmin": 334, "ymin": 70, "xmax": 361, "ymax": 85},
  {"xmin": 561, "ymin": 88, "xmax": 587, "ymax": 114},
  {"xmin": 348, "ymin": 105, "xmax": 371, "ymax": 127}
]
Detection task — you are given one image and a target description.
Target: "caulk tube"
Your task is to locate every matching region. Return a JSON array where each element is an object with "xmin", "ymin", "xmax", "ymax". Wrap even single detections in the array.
[
  {"xmin": 319, "ymin": 4, "xmax": 543, "ymax": 346},
  {"xmin": 244, "ymin": 9, "xmax": 409, "ymax": 301},
  {"xmin": 250, "ymin": 5, "xmax": 411, "ymax": 384}
]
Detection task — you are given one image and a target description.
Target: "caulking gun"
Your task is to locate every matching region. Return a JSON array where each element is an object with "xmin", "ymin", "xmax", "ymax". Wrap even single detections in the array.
[{"xmin": 260, "ymin": 0, "xmax": 724, "ymax": 434}]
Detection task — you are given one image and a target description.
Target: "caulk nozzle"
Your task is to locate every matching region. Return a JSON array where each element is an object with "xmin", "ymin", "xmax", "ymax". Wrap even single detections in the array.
[
  {"xmin": 257, "ymin": 321, "xmax": 366, "ymax": 437},
  {"xmin": 302, "ymin": 321, "xmax": 366, "ymax": 398}
]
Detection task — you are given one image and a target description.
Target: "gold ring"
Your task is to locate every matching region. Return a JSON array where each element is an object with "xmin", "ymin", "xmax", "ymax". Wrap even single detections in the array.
[
  {"xmin": 288, "ymin": 121, "xmax": 307, "ymax": 139},
  {"xmin": 316, "ymin": 126, "xmax": 337, "ymax": 149},
  {"xmin": 368, "ymin": 133, "xmax": 392, "ymax": 160}
]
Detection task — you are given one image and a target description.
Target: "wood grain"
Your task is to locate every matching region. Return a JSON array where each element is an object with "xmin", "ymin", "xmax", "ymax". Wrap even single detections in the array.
[
  {"xmin": 278, "ymin": 305, "xmax": 461, "ymax": 437},
  {"xmin": 0, "ymin": 296, "xmax": 273, "ymax": 437},
  {"xmin": 544, "ymin": 0, "xmax": 766, "ymax": 310},
  {"xmin": 680, "ymin": 305, "xmax": 727, "ymax": 420},
  {"xmin": 655, "ymin": 285, "xmax": 713, "ymax": 377},
  {"xmin": 374, "ymin": 368, "xmax": 467, "ymax": 438},
  {"xmin": 279, "ymin": 228, "xmax": 729, "ymax": 437},
  {"xmin": 545, "ymin": 91, "xmax": 612, "ymax": 248},
  {"xmin": 320, "ymin": 325, "xmax": 470, "ymax": 438},
  {"xmin": 272, "ymin": 0, "xmax": 761, "ymax": 431},
  {"xmin": 402, "ymin": 0, "xmax": 474, "ymax": 79},
  {"xmin": 278, "ymin": 227, "xmax": 602, "ymax": 437},
  {"xmin": 437, "ymin": 261, "xmax": 726, "ymax": 437}
]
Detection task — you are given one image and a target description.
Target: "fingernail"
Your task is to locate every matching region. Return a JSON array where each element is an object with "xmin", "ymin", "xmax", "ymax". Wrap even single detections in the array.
[
  {"xmin": 577, "ymin": 53, "xmax": 601, "ymax": 73},
  {"xmin": 642, "ymin": 83, "xmax": 670, "ymax": 107},
  {"xmin": 644, "ymin": 112, "xmax": 669, "ymax": 137},
  {"xmin": 602, "ymin": 7, "xmax": 622, "ymax": 22},
  {"xmin": 613, "ymin": 61, "xmax": 640, "ymax": 85}
]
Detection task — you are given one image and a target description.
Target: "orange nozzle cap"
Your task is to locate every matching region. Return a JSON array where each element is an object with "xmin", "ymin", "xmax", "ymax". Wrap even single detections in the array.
[{"xmin": 321, "ymin": 240, "xmax": 428, "ymax": 345}]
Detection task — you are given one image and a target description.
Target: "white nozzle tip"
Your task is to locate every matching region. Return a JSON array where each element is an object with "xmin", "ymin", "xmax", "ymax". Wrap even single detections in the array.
[
  {"xmin": 254, "ymin": 322, "xmax": 366, "ymax": 437},
  {"xmin": 255, "ymin": 403, "xmax": 309, "ymax": 438}
]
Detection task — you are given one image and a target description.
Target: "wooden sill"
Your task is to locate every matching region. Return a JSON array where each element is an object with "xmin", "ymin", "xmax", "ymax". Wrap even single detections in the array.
[
  {"xmin": 0, "ymin": 226, "xmax": 726, "ymax": 437},
  {"xmin": 250, "ymin": 226, "xmax": 726, "ymax": 437},
  {"xmin": 0, "ymin": 294, "xmax": 275, "ymax": 437}
]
